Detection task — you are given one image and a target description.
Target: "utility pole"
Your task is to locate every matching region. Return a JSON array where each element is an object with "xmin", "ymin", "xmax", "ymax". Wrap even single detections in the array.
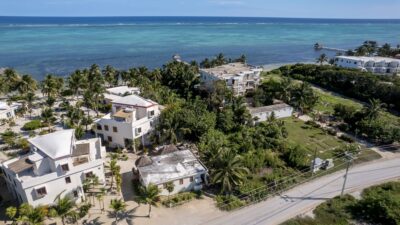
[{"xmin": 341, "ymin": 152, "xmax": 353, "ymax": 197}]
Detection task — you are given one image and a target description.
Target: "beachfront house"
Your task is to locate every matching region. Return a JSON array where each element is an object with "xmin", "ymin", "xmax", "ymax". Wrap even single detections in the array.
[
  {"xmin": 200, "ymin": 62, "xmax": 262, "ymax": 96},
  {"xmin": 0, "ymin": 101, "xmax": 21, "ymax": 121},
  {"xmin": 248, "ymin": 103, "xmax": 293, "ymax": 123},
  {"xmin": 103, "ymin": 86, "xmax": 141, "ymax": 104},
  {"xmin": 0, "ymin": 129, "xmax": 106, "ymax": 207},
  {"xmin": 95, "ymin": 94, "xmax": 161, "ymax": 149},
  {"xmin": 133, "ymin": 145, "xmax": 208, "ymax": 195},
  {"xmin": 334, "ymin": 56, "xmax": 400, "ymax": 75}
]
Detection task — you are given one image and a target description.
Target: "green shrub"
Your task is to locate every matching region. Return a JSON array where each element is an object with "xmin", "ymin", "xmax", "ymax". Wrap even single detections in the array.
[
  {"xmin": 215, "ymin": 195, "xmax": 245, "ymax": 211},
  {"xmin": 339, "ymin": 135, "xmax": 355, "ymax": 143},
  {"xmin": 22, "ymin": 120, "xmax": 43, "ymax": 131},
  {"xmin": 162, "ymin": 192, "xmax": 198, "ymax": 207}
]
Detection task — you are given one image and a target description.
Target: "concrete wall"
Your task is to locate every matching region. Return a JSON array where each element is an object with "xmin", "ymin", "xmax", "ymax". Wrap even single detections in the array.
[
  {"xmin": 156, "ymin": 173, "xmax": 206, "ymax": 196},
  {"xmin": 252, "ymin": 107, "xmax": 293, "ymax": 123}
]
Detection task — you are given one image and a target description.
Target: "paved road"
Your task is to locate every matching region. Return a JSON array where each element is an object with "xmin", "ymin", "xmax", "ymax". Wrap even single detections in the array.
[{"xmin": 200, "ymin": 157, "xmax": 400, "ymax": 225}]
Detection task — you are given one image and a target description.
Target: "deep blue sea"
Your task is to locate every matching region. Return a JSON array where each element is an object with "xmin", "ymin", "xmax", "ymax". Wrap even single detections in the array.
[{"xmin": 1, "ymin": 17, "xmax": 400, "ymax": 80}]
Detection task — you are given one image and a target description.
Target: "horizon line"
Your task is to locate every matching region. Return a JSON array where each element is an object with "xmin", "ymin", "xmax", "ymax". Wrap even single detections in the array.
[{"xmin": 1, "ymin": 15, "xmax": 400, "ymax": 20}]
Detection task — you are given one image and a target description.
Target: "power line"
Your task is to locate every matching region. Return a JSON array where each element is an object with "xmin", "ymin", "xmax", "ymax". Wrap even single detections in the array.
[{"xmin": 211, "ymin": 145, "xmax": 398, "ymax": 213}]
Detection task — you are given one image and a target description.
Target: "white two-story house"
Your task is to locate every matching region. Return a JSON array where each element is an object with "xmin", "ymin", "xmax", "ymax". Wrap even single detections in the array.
[
  {"xmin": 95, "ymin": 94, "xmax": 162, "ymax": 149},
  {"xmin": 0, "ymin": 129, "xmax": 106, "ymax": 207}
]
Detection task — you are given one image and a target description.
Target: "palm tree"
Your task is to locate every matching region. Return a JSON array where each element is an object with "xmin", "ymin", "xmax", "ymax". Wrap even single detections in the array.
[
  {"xmin": 96, "ymin": 188, "xmax": 106, "ymax": 211},
  {"xmin": 211, "ymin": 148, "xmax": 249, "ymax": 194},
  {"xmin": 16, "ymin": 74, "xmax": 38, "ymax": 95},
  {"xmin": 102, "ymin": 65, "xmax": 117, "ymax": 87},
  {"xmin": 363, "ymin": 99, "xmax": 386, "ymax": 120},
  {"xmin": 106, "ymin": 159, "xmax": 121, "ymax": 191},
  {"xmin": 109, "ymin": 199, "xmax": 126, "ymax": 224},
  {"xmin": 25, "ymin": 92, "xmax": 36, "ymax": 118},
  {"xmin": 3, "ymin": 68, "xmax": 21, "ymax": 93},
  {"xmin": 53, "ymin": 195, "xmax": 75, "ymax": 225},
  {"xmin": 67, "ymin": 70, "xmax": 86, "ymax": 99},
  {"xmin": 5, "ymin": 206, "xmax": 17, "ymax": 224},
  {"xmin": 215, "ymin": 53, "xmax": 226, "ymax": 66},
  {"xmin": 316, "ymin": 53, "xmax": 328, "ymax": 65},
  {"xmin": 165, "ymin": 182, "xmax": 175, "ymax": 207},
  {"xmin": 41, "ymin": 108, "xmax": 55, "ymax": 131},
  {"xmin": 17, "ymin": 204, "xmax": 47, "ymax": 225},
  {"xmin": 138, "ymin": 184, "xmax": 160, "ymax": 218}
]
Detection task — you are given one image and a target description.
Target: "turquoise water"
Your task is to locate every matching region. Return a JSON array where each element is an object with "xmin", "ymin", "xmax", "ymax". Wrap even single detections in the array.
[{"xmin": 0, "ymin": 17, "xmax": 400, "ymax": 79}]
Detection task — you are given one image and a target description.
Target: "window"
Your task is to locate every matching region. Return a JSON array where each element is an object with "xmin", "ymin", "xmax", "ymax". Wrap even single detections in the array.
[
  {"xmin": 36, "ymin": 187, "xmax": 47, "ymax": 197},
  {"xmin": 104, "ymin": 125, "xmax": 109, "ymax": 131},
  {"xmin": 149, "ymin": 110, "xmax": 155, "ymax": 117},
  {"xmin": 179, "ymin": 179, "xmax": 184, "ymax": 185},
  {"xmin": 65, "ymin": 177, "xmax": 71, "ymax": 184},
  {"xmin": 163, "ymin": 183, "xmax": 167, "ymax": 189},
  {"xmin": 73, "ymin": 190, "xmax": 78, "ymax": 198},
  {"xmin": 190, "ymin": 177, "xmax": 194, "ymax": 182},
  {"xmin": 61, "ymin": 164, "xmax": 69, "ymax": 172},
  {"xmin": 97, "ymin": 124, "xmax": 102, "ymax": 130},
  {"xmin": 113, "ymin": 126, "xmax": 118, "ymax": 133},
  {"xmin": 6, "ymin": 112, "xmax": 12, "ymax": 118},
  {"xmin": 85, "ymin": 171, "xmax": 94, "ymax": 178},
  {"xmin": 107, "ymin": 136, "xmax": 113, "ymax": 142},
  {"xmin": 136, "ymin": 127, "xmax": 142, "ymax": 135}
]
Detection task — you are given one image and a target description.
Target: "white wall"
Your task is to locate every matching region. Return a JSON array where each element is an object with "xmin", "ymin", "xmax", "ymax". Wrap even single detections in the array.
[
  {"xmin": 252, "ymin": 107, "xmax": 293, "ymax": 123},
  {"xmin": 156, "ymin": 173, "xmax": 206, "ymax": 196}
]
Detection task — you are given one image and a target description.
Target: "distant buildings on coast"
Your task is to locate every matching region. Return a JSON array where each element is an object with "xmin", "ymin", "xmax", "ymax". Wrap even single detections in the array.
[{"xmin": 335, "ymin": 56, "xmax": 400, "ymax": 75}]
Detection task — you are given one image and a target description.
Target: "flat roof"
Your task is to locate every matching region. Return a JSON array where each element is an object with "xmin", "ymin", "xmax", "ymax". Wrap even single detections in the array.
[
  {"xmin": 248, "ymin": 103, "xmax": 292, "ymax": 114},
  {"xmin": 138, "ymin": 150, "xmax": 207, "ymax": 186},
  {"xmin": 336, "ymin": 56, "xmax": 400, "ymax": 62},
  {"xmin": 112, "ymin": 94, "xmax": 157, "ymax": 108},
  {"xmin": 7, "ymin": 156, "xmax": 34, "ymax": 174},
  {"xmin": 106, "ymin": 86, "xmax": 140, "ymax": 96},
  {"xmin": 201, "ymin": 63, "xmax": 261, "ymax": 79}
]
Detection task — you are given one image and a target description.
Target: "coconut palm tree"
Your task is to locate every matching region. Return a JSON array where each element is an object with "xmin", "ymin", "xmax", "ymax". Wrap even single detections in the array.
[
  {"xmin": 316, "ymin": 53, "xmax": 328, "ymax": 65},
  {"xmin": 16, "ymin": 74, "xmax": 38, "ymax": 96},
  {"xmin": 3, "ymin": 68, "xmax": 21, "ymax": 93},
  {"xmin": 211, "ymin": 148, "xmax": 249, "ymax": 194},
  {"xmin": 109, "ymin": 199, "xmax": 126, "ymax": 224},
  {"xmin": 53, "ymin": 195, "xmax": 75, "ymax": 225},
  {"xmin": 363, "ymin": 99, "xmax": 386, "ymax": 120},
  {"xmin": 67, "ymin": 70, "xmax": 86, "ymax": 99},
  {"xmin": 25, "ymin": 92, "xmax": 36, "ymax": 118},
  {"xmin": 102, "ymin": 65, "xmax": 117, "ymax": 87},
  {"xmin": 41, "ymin": 107, "xmax": 56, "ymax": 131},
  {"xmin": 165, "ymin": 182, "xmax": 175, "ymax": 207},
  {"xmin": 96, "ymin": 188, "xmax": 106, "ymax": 211},
  {"xmin": 138, "ymin": 184, "xmax": 160, "ymax": 218},
  {"xmin": 17, "ymin": 204, "xmax": 47, "ymax": 225},
  {"xmin": 5, "ymin": 206, "xmax": 17, "ymax": 224},
  {"xmin": 106, "ymin": 159, "xmax": 121, "ymax": 191}
]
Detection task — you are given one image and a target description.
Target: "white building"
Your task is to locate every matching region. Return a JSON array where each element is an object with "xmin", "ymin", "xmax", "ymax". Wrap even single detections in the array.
[
  {"xmin": 95, "ymin": 94, "xmax": 161, "ymax": 149},
  {"xmin": 0, "ymin": 129, "xmax": 106, "ymax": 207},
  {"xmin": 200, "ymin": 63, "xmax": 262, "ymax": 96},
  {"xmin": 0, "ymin": 101, "xmax": 20, "ymax": 120},
  {"xmin": 248, "ymin": 103, "xmax": 293, "ymax": 123},
  {"xmin": 103, "ymin": 86, "xmax": 141, "ymax": 104},
  {"xmin": 335, "ymin": 56, "xmax": 400, "ymax": 75},
  {"xmin": 134, "ymin": 145, "xmax": 208, "ymax": 195}
]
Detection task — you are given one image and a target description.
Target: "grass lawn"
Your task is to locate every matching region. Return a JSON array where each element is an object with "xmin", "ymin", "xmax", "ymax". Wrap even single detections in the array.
[
  {"xmin": 314, "ymin": 89, "xmax": 363, "ymax": 114},
  {"xmin": 283, "ymin": 117, "xmax": 346, "ymax": 159},
  {"xmin": 314, "ymin": 88, "xmax": 400, "ymax": 125}
]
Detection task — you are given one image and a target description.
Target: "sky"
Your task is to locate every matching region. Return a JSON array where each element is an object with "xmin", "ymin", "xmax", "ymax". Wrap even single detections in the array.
[{"xmin": 1, "ymin": 0, "xmax": 400, "ymax": 19}]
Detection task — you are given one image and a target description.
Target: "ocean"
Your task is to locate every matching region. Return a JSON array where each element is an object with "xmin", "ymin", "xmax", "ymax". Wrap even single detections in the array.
[{"xmin": 0, "ymin": 16, "xmax": 400, "ymax": 80}]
